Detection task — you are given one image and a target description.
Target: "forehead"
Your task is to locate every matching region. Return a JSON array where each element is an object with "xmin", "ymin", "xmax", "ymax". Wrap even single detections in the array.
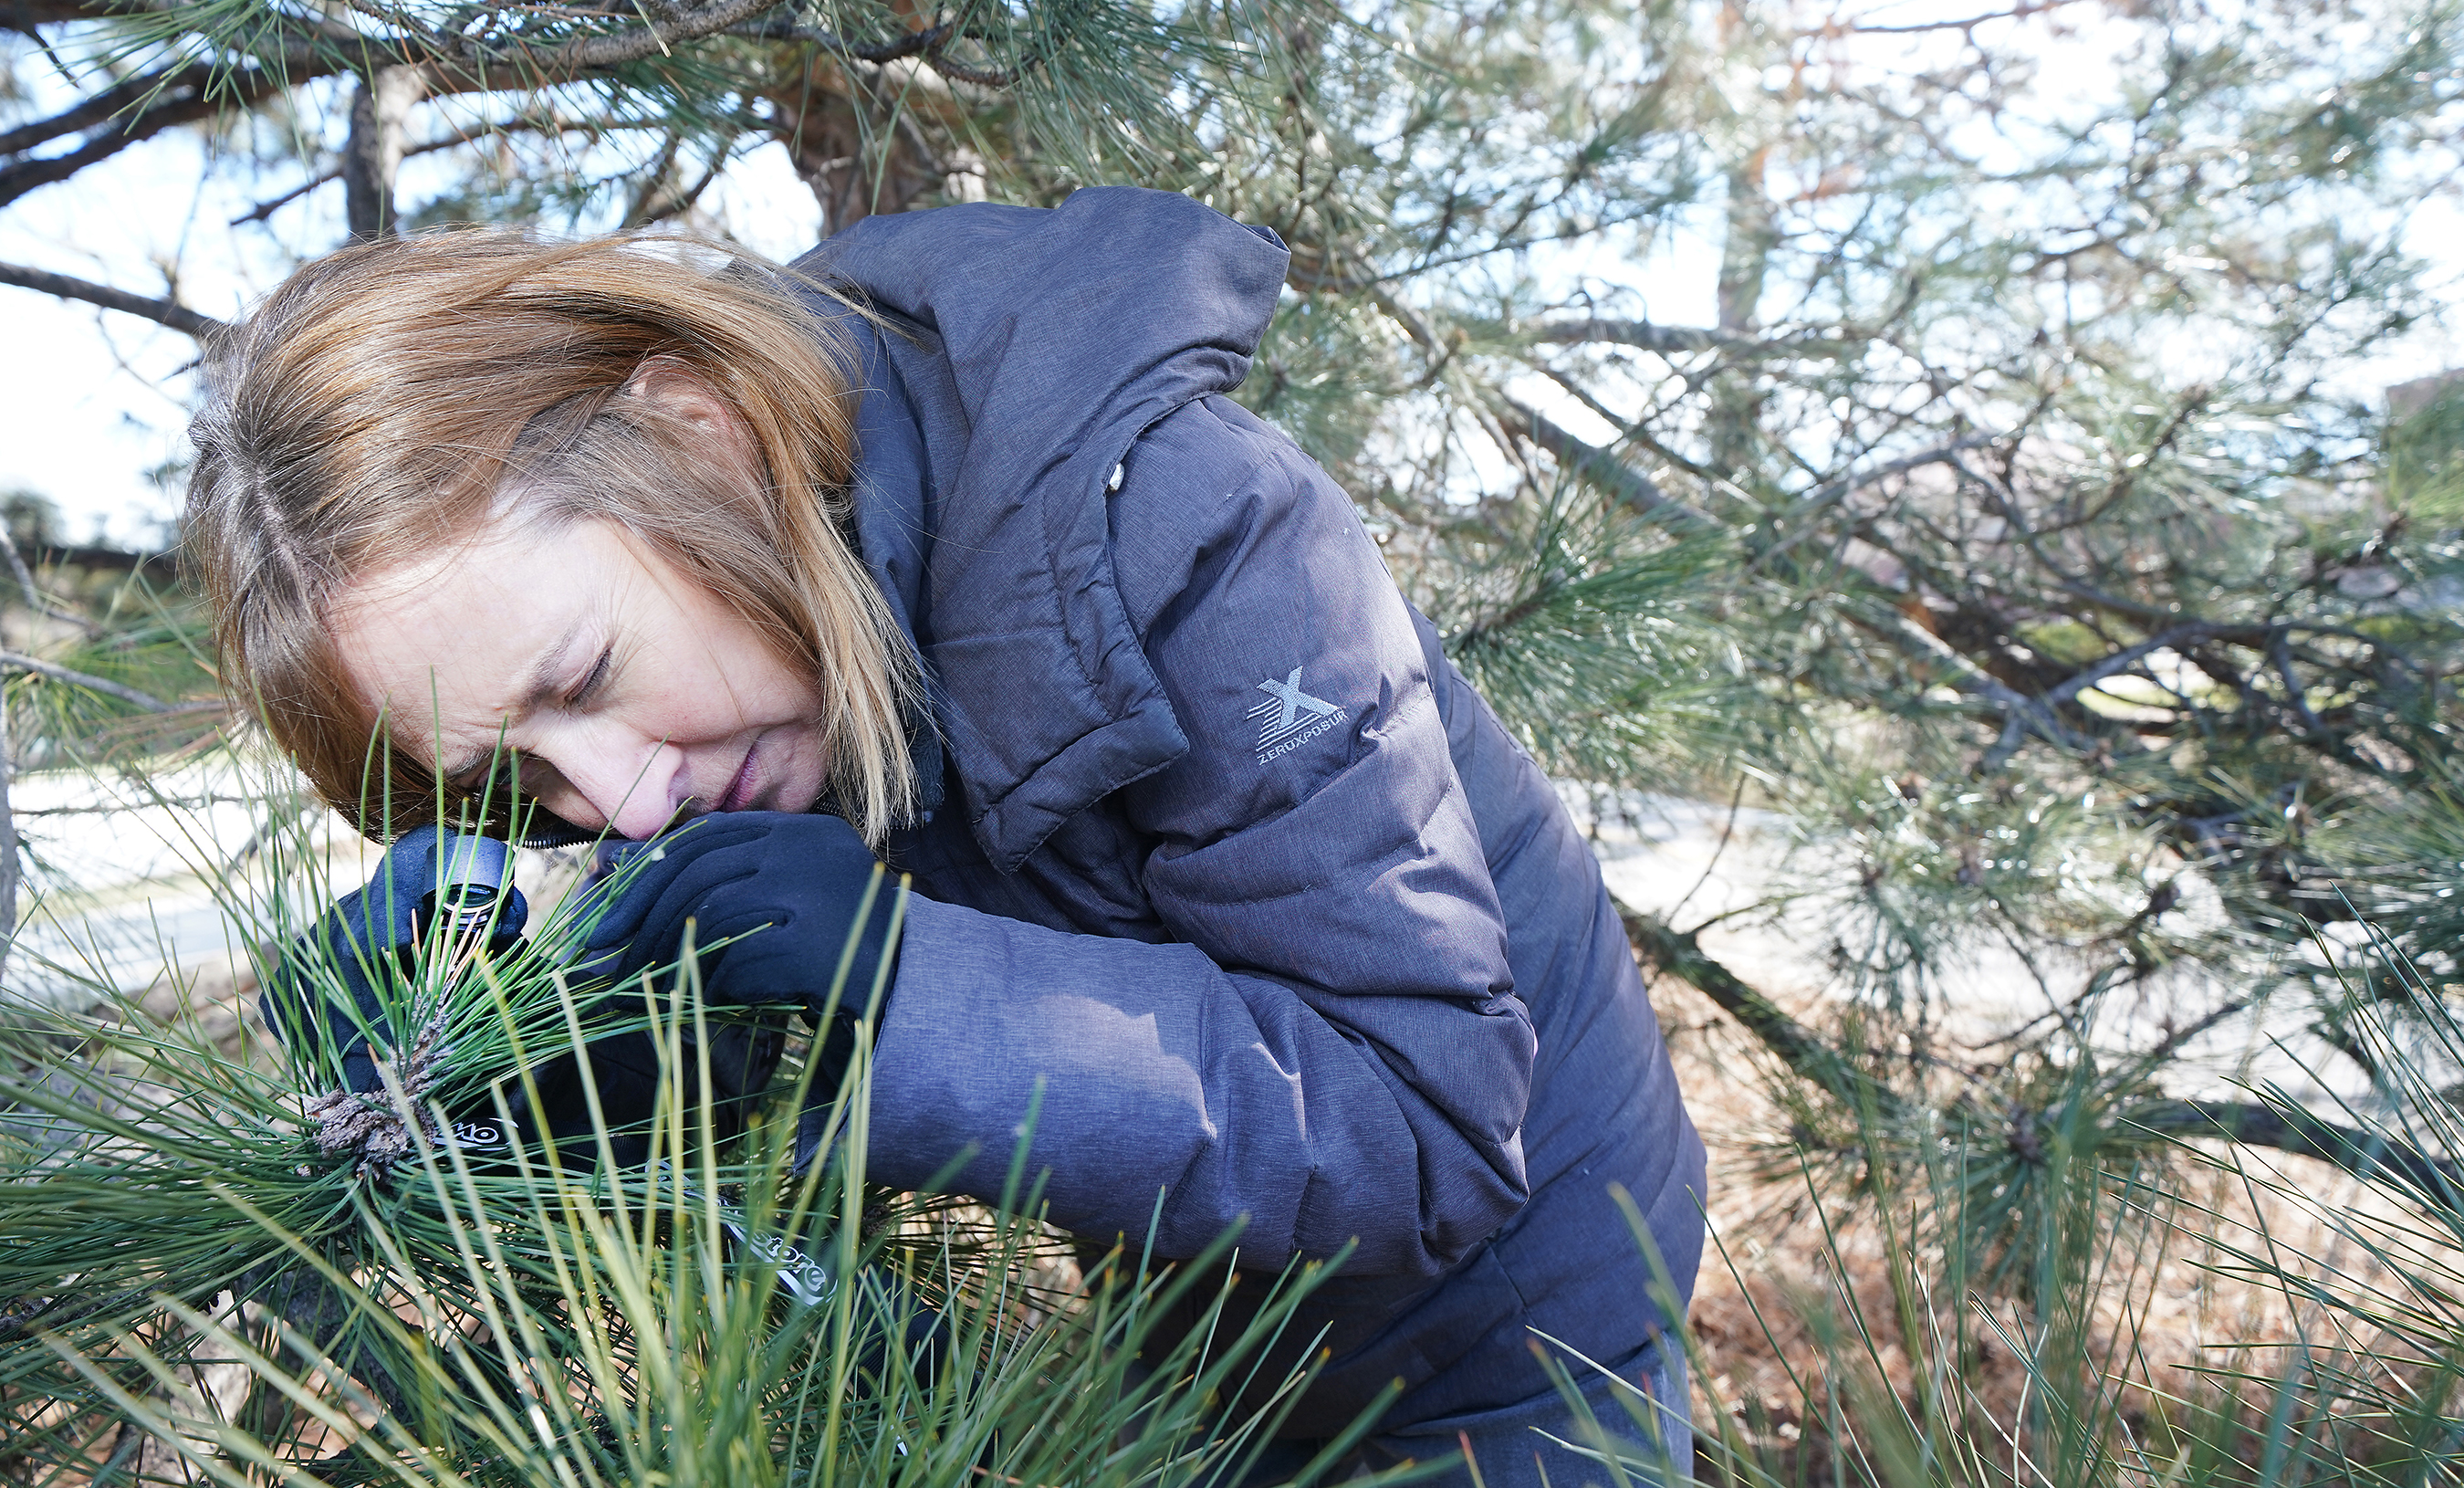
[{"xmin": 328, "ymin": 520, "xmax": 640, "ymax": 751}]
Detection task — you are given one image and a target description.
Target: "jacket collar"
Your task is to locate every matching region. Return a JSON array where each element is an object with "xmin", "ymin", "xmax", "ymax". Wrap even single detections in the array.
[{"xmin": 799, "ymin": 189, "xmax": 1289, "ymax": 871}]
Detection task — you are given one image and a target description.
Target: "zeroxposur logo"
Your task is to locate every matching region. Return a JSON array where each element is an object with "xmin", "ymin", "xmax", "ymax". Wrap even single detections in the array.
[{"xmin": 1248, "ymin": 666, "xmax": 1349, "ymax": 766}]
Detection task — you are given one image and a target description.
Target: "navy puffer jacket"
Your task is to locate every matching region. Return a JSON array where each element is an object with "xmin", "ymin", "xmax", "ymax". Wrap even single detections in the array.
[{"xmin": 795, "ymin": 187, "xmax": 1706, "ymax": 1435}]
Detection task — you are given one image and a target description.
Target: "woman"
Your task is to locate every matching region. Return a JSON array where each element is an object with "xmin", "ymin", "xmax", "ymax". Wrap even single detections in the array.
[{"xmin": 188, "ymin": 186, "xmax": 1707, "ymax": 1486}]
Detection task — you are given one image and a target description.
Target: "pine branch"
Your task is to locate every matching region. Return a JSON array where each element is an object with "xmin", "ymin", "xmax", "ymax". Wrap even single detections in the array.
[
  {"xmin": 412, "ymin": 0, "xmax": 789, "ymax": 84},
  {"xmin": 2127, "ymin": 1098, "xmax": 2464, "ymax": 1197},
  {"xmin": 0, "ymin": 1285, "xmax": 151, "ymax": 1343},
  {"xmin": 2041, "ymin": 623, "xmax": 2219, "ymax": 707},
  {"xmin": 0, "ymin": 261, "xmax": 226, "ymax": 339},
  {"xmin": 0, "ymin": 59, "xmax": 299, "ymax": 211},
  {"xmin": 1526, "ymin": 317, "xmax": 1864, "ymax": 361},
  {"xmin": 238, "ymin": 1263, "xmax": 412, "ymax": 1420},
  {"xmin": 0, "ymin": 60, "xmax": 223, "ymax": 155},
  {"xmin": 2, "ymin": 3, "xmax": 771, "ymax": 216},
  {"xmin": 1788, "ymin": 434, "xmax": 2005, "ymax": 512},
  {"xmin": 1618, "ymin": 891, "xmax": 2464, "ymax": 1199},
  {"xmin": 1847, "ymin": 0, "xmax": 2094, "ymax": 33},
  {"xmin": 1853, "ymin": 603, "xmax": 2095, "ymax": 769},
  {"xmin": 3, "ymin": 0, "xmax": 203, "ymax": 25},
  {"xmin": 0, "ymin": 650, "xmax": 214, "ymax": 714},
  {"xmin": 1614, "ymin": 894, "xmax": 1906, "ymax": 1116},
  {"xmin": 1371, "ymin": 288, "xmax": 1712, "ymax": 532},
  {"xmin": 0, "ymin": 0, "xmax": 123, "ymax": 26},
  {"xmin": 232, "ymin": 111, "xmax": 761, "ymax": 225},
  {"xmin": 1368, "ymin": 288, "xmax": 1722, "ymax": 533},
  {"xmin": 1491, "ymin": 393, "xmax": 1718, "ymax": 534},
  {"xmin": 0, "ymin": 527, "xmax": 96, "ymax": 636},
  {"xmin": 729, "ymin": 15, "xmax": 956, "ymax": 63},
  {"xmin": 0, "ymin": 119, "xmax": 184, "ymax": 210}
]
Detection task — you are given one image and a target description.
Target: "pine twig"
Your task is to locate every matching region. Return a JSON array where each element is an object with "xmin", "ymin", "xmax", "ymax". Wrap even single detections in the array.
[
  {"xmin": 302, "ymin": 1009, "xmax": 450, "ymax": 1171},
  {"xmin": 1368, "ymin": 287, "xmax": 1718, "ymax": 533},
  {"xmin": 0, "ymin": 262, "xmax": 226, "ymax": 340},
  {"xmin": 1616, "ymin": 890, "xmax": 2464, "ymax": 1199},
  {"xmin": 0, "ymin": 526, "xmax": 101, "ymax": 636},
  {"xmin": 0, "ymin": 651, "xmax": 212, "ymax": 715},
  {"xmin": 1526, "ymin": 317, "xmax": 1864, "ymax": 361},
  {"xmin": 1495, "ymin": 393, "xmax": 1720, "ymax": 534},
  {"xmin": 2125, "ymin": 1098, "xmax": 2464, "ymax": 1198},
  {"xmin": 1613, "ymin": 893, "xmax": 1905, "ymax": 1117},
  {"xmin": 730, "ymin": 15, "xmax": 955, "ymax": 61}
]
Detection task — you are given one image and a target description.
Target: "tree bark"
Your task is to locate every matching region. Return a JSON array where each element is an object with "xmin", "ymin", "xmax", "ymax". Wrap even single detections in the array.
[
  {"xmin": 1714, "ymin": 148, "xmax": 1775, "ymax": 337},
  {"xmin": 1707, "ymin": 146, "xmax": 1777, "ymax": 486},
  {"xmin": 1616, "ymin": 895, "xmax": 1906, "ymax": 1116},
  {"xmin": 341, "ymin": 68, "xmax": 424, "ymax": 242},
  {"xmin": 760, "ymin": 58, "xmax": 949, "ymax": 234}
]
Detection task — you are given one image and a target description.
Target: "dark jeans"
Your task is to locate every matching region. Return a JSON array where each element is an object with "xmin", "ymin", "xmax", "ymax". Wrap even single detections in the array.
[{"xmin": 1230, "ymin": 1336, "xmax": 1693, "ymax": 1488}]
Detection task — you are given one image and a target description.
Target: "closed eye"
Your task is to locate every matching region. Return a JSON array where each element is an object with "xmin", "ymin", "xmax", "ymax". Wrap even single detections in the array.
[{"xmin": 569, "ymin": 645, "xmax": 614, "ymax": 707}]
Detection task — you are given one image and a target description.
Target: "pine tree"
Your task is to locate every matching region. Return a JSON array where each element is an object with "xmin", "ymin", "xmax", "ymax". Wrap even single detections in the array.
[{"xmin": 9, "ymin": 0, "xmax": 2464, "ymax": 1476}]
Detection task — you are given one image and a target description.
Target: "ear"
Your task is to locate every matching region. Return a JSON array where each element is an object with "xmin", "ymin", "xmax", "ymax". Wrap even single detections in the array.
[{"xmin": 621, "ymin": 355, "xmax": 755, "ymax": 453}]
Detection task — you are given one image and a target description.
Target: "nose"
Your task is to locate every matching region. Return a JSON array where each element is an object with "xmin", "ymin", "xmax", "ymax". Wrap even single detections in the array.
[{"xmin": 532, "ymin": 722, "xmax": 686, "ymax": 840}]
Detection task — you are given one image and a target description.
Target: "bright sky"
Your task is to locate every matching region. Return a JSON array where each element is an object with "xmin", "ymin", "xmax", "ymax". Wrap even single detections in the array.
[{"xmin": 1, "ymin": 1, "xmax": 2457, "ymax": 545}]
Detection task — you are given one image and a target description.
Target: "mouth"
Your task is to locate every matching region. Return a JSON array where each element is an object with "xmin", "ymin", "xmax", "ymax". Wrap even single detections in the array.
[{"xmin": 714, "ymin": 737, "xmax": 761, "ymax": 813}]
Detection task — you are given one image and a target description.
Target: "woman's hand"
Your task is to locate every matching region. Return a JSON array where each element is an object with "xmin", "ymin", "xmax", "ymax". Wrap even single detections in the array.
[{"xmin": 573, "ymin": 812, "xmax": 903, "ymax": 1029}]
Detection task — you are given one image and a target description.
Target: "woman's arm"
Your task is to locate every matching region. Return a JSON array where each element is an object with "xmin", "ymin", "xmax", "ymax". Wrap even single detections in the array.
[{"xmin": 865, "ymin": 395, "xmax": 1537, "ymax": 1277}]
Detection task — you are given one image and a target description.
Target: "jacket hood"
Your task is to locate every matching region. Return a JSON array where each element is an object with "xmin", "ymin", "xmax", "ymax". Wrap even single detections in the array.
[{"xmin": 796, "ymin": 188, "xmax": 1290, "ymax": 870}]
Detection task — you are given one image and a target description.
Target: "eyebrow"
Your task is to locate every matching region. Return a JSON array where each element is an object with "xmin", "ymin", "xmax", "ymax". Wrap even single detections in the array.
[{"xmin": 438, "ymin": 622, "xmax": 586, "ymax": 783}]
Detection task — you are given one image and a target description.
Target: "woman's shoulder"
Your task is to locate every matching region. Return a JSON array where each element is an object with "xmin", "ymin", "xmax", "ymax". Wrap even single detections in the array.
[{"xmin": 1105, "ymin": 394, "xmax": 1363, "ymax": 635}]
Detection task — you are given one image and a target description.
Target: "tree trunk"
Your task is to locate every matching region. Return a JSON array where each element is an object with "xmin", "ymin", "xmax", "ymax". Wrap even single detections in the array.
[
  {"xmin": 341, "ymin": 68, "xmax": 424, "ymax": 242},
  {"xmin": 1714, "ymin": 147, "xmax": 1774, "ymax": 337},
  {"xmin": 1707, "ymin": 146, "xmax": 1776, "ymax": 487},
  {"xmin": 761, "ymin": 58, "xmax": 948, "ymax": 234}
]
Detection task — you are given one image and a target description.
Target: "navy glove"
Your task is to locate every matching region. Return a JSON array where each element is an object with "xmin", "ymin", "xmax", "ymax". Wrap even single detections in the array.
[
  {"xmin": 574, "ymin": 812, "xmax": 904, "ymax": 1095},
  {"xmin": 263, "ymin": 827, "xmax": 528, "ymax": 1095},
  {"xmin": 266, "ymin": 825, "xmax": 784, "ymax": 1170}
]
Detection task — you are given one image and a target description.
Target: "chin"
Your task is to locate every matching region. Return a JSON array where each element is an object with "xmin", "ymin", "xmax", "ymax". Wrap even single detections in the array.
[
  {"xmin": 767, "ymin": 755, "xmax": 828, "ymax": 815},
  {"xmin": 772, "ymin": 781, "xmax": 829, "ymax": 815}
]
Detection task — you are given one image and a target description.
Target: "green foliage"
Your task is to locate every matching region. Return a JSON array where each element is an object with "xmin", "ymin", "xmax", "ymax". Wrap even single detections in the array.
[
  {"xmin": 0, "ymin": 790, "xmax": 1394, "ymax": 1485},
  {"xmin": 1432, "ymin": 484, "xmax": 1751, "ymax": 792},
  {"xmin": 34, "ymin": 0, "xmax": 1321, "ymax": 237},
  {"xmin": 2386, "ymin": 379, "xmax": 2464, "ymax": 518}
]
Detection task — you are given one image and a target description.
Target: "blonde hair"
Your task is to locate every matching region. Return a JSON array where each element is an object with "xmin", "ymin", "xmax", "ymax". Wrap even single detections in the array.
[{"xmin": 185, "ymin": 228, "xmax": 919, "ymax": 843}]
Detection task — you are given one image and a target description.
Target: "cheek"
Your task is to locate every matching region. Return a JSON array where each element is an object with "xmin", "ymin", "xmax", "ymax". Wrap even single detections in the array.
[
  {"xmin": 514, "ymin": 747, "xmax": 623, "ymax": 832},
  {"xmin": 693, "ymin": 656, "xmax": 811, "ymax": 731},
  {"xmin": 533, "ymin": 777, "xmax": 602, "ymax": 829},
  {"xmin": 743, "ymin": 650, "xmax": 828, "ymax": 724}
]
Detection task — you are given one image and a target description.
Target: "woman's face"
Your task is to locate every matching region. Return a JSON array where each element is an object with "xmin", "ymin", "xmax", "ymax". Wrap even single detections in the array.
[{"xmin": 331, "ymin": 518, "xmax": 830, "ymax": 840}]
